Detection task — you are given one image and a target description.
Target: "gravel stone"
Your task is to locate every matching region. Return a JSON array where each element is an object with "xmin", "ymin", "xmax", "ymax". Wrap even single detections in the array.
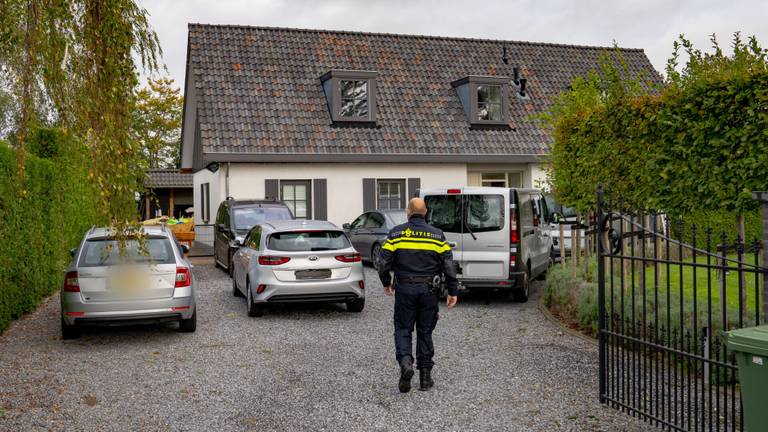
[{"xmin": 0, "ymin": 261, "xmax": 655, "ymax": 431}]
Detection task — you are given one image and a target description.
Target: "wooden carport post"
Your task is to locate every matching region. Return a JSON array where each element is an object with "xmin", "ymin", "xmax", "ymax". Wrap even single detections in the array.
[{"xmin": 169, "ymin": 188, "xmax": 175, "ymax": 218}]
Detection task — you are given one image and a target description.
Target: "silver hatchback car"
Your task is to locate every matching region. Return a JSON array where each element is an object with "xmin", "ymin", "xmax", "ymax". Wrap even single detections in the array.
[
  {"xmin": 232, "ymin": 220, "xmax": 365, "ymax": 317},
  {"xmin": 60, "ymin": 226, "xmax": 197, "ymax": 339}
]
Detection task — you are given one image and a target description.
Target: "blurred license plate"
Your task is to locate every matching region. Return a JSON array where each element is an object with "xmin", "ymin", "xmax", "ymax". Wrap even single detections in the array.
[
  {"xmin": 295, "ymin": 269, "xmax": 331, "ymax": 280},
  {"xmin": 110, "ymin": 271, "xmax": 148, "ymax": 292}
]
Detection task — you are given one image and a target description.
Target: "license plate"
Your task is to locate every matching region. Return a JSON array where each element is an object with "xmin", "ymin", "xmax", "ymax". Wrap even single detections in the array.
[
  {"xmin": 110, "ymin": 271, "xmax": 148, "ymax": 292},
  {"xmin": 295, "ymin": 269, "xmax": 331, "ymax": 280}
]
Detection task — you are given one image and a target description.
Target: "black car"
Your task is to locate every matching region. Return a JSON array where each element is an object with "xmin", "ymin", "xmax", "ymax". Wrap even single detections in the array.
[
  {"xmin": 343, "ymin": 209, "xmax": 407, "ymax": 270},
  {"xmin": 214, "ymin": 198, "xmax": 293, "ymax": 276}
]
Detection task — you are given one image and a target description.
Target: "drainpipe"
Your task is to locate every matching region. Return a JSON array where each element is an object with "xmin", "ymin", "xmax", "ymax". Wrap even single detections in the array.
[{"xmin": 226, "ymin": 162, "xmax": 231, "ymax": 198}]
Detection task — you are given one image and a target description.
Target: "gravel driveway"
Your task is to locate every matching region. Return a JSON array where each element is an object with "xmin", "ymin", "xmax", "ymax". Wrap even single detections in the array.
[{"xmin": 0, "ymin": 261, "xmax": 654, "ymax": 432}]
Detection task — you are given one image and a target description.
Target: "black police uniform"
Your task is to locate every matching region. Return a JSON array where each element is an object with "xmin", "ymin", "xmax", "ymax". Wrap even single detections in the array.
[{"xmin": 378, "ymin": 214, "xmax": 458, "ymax": 372}]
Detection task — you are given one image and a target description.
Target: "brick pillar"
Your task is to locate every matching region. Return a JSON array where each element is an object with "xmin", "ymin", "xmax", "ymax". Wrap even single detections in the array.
[{"xmin": 752, "ymin": 191, "xmax": 768, "ymax": 325}]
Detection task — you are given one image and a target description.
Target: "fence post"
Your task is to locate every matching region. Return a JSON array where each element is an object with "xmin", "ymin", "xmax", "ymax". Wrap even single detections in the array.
[
  {"xmin": 597, "ymin": 186, "xmax": 606, "ymax": 403},
  {"xmin": 752, "ymin": 191, "xmax": 768, "ymax": 324},
  {"xmin": 559, "ymin": 223, "xmax": 566, "ymax": 268}
]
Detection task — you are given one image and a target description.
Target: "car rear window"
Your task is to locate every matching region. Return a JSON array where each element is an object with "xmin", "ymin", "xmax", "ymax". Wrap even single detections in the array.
[
  {"xmin": 78, "ymin": 237, "xmax": 175, "ymax": 267},
  {"xmin": 233, "ymin": 207, "xmax": 293, "ymax": 230},
  {"xmin": 425, "ymin": 194, "xmax": 504, "ymax": 233},
  {"xmin": 425, "ymin": 195, "xmax": 462, "ymax": 233},
  {"xmin": 267, "ymin": 231, "xmax": 350, "ymax": 252}
]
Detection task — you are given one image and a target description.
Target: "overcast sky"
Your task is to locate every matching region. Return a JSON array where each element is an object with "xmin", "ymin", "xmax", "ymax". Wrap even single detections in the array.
[{"xmin": 138, "ymin": 0, "xmax": 768, "ymax": 87}]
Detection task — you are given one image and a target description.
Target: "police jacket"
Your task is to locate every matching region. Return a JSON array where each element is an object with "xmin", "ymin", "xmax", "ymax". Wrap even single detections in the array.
[{"xmin": 377, "ymin": 214, "xmax": 459, "ymax": 296}]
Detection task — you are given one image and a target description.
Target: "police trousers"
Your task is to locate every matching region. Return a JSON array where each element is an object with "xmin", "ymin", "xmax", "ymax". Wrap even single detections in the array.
[{"xmin": 393, "ymin": 284, "xmax": 439, "ymax": 369}]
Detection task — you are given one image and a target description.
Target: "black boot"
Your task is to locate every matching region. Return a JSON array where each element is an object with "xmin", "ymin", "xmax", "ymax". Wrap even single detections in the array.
[
  {"xmin": 398, "ymin": 356, "xmax": 414, "ymax": 393},
  {"xmin": 419, "ymin": 368, "xmax": 434, "ymax": 391}
]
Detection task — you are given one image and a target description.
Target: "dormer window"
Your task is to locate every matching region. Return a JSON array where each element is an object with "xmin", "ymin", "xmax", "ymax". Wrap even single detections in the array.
[
  {"xmin": 452, "ymin": 75, "xmax": 510, "ymax": 127},
  {"xmin": 320, "ymin": 70, "xmax": 378, "ymax": 123}
]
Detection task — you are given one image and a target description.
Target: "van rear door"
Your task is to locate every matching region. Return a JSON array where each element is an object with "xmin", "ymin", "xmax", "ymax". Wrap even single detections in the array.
[
  {"xmin": 461, "ymin": 191, "xmax": 509, "ymax": 280},
  {"xmin": 422, "ymin": 190, "xmax": 463, "ymax": 270}
]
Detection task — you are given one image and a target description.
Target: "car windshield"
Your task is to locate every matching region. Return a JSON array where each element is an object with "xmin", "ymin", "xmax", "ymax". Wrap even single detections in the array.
[
  {"xmin": 267, "ymin": 230, "xmax": 351, "ymax": 252},
  {"xmin": 387, "ymin": 211, "xmax": 408, "ymax": 225},
  {"xmin": 78, "ymin": 237, "xmax": 175, "ymax": 267},
  {"xmin": 544, "ymin": 195, "xmax": 577, "ymax": 218},
  {"xmin": 233, "ymin": 207, "xmax": 292, "ymax": 230}
]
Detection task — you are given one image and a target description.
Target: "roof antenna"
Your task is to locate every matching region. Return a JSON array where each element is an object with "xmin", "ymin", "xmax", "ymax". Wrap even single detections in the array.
[{"xmin": 502, "ymin": 46, "xmax": 509, "ymax": 64}]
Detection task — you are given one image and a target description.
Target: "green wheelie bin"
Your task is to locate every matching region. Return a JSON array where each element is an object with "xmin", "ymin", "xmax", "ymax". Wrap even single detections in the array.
[{"xmin": 725, "ymin": 325, "xmax": 768, "ymax": 431}]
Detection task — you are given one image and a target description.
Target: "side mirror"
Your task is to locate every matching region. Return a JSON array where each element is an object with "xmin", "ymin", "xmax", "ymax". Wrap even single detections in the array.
[
  {"xmin": 217, "ymin": 224, "xmax": 229, "ymax": 234},
  {"xmin": 69, "ymin": 248, "xmax": 77, "ymax": 258},
  {"xmin": 232, "ymin": 238, "xmax": 242, "ymax": 247},
  {"xmin": 551, "ymin": 212, "xmax": 563, "ymax": 224},
  {"xmin": 180, "ymin": 244, "xmax": 190, "ymax": 254},
  {"xmin": 342, "ymin": 223, "xmax": 351, "ymax": 230}
]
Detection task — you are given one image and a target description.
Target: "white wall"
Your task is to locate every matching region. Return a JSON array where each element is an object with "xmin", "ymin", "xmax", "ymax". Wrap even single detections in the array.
[
  {"xmin": 193, "ymin": 168, "xmax": 223, "ymax": 225},
  {"xmin": 225, "ymin": 163, "xmax": 467, "ymax": 226},
  {"xmin": 530, "ymin": 163, "xmax": 550, "ymax": 191}
]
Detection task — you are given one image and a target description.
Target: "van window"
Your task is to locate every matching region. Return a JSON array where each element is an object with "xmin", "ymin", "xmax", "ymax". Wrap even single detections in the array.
[
  {"xmin": 425, "ymin": 195, "xmax": 462, "ymax": 233},
  {"xmin": 466, "ymin": 195, "xmax": 504, "ymax": 232}
]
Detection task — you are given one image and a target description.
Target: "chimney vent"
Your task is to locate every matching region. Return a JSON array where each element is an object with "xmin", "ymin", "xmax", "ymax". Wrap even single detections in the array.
[
  {"xmin": 513, "ymin": 66, "xmax": 520, "ymax": 85},
  {"xmin": 519, "ymin": 78, "xmax": 527, "ymax": 97},
  {"xmin": 502, "ymin": 46, "xmax": 509, "ymax": 64}
]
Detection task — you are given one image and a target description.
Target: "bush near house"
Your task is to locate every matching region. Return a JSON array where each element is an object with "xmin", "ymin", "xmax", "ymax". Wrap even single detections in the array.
[{"xmin": 0, "ymin": 128, "xmax": 99, "ymax": 333}]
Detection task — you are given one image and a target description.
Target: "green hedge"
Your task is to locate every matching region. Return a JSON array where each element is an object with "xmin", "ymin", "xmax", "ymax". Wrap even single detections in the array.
[{"xmin": 0, "ymin": 129, "xmax": 99, "ymax": 333}]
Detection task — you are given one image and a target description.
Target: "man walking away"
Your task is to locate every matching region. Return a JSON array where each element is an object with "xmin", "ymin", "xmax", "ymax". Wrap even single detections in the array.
[{"xmin": 378, "ymin": 197, "xmax": 458, "ymax": 393}]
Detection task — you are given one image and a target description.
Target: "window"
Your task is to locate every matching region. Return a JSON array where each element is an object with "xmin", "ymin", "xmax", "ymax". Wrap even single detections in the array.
[
  {"xmin": 477, "ymin": 85, "xmax": 502, "ymax": 121},
  {"xmin": 424, "ymin": 195, "xmax": 462, "ymax": 233},
  {"xmin": 451, "ymin": 75, "xmax": 510, "ymax": 126},
  {"xmin": 281, "ymin": 180, "xmax": 312, "ymax": 219},
  {"xmin": 377, "ymin": 180, "xmax": 405, "ymax": 210},
  {"xmin": 349, "ymin": 214, "xmax": 367, "ymax": 230},
  {"xmin": 320, "ymin": 70, "xmax": 378, "ymax": 123},
  {"xmin": 466, "ymin": 195, "xmax": 504, "ymax": 232},
  {"xmin": 267, "ymin": 230, "xmax": 351, "ymax": 252},
  {"xmin": 340, "ymin": 80, "xmax": 368, "ymax": 118},
  {"xmin": 364, "ymin": 212, "xmax": 385, "ymax": 229},
  {"xmin": 79, "ymin": 237, "xmax": 175, "ymax": 267},
  {"xmin": 478, "ymin": 172, "xmax": 524, "ymax": 188},
  {"xmin": 233, "ymin": 207, "xmax": 292, "ymax": 231},
  {"xmin": 246, "ymin": 226, "xmax": 262, "ymax": 250}
]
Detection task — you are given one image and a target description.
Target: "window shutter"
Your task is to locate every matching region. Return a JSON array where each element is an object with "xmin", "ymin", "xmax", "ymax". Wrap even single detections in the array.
[
  {"xmin": 265, "ymin": 179, "xmax": 279, "ymax": 201},
  {"xmin": 362, "ymin": 178, "xmax": 376, "ymax": 211},
  {"xmin": 313, "ymin": 179, "xmax": 327, "ymax": 220},
  {"xmin": 407, "ymin": 178, "xmax": 420, "ymax": 199}
]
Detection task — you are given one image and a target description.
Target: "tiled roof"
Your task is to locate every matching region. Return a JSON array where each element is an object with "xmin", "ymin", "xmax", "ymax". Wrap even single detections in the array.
[
  {"xmin": 186, "ymin": 24, "xmax": 660, "ymax": 162},
  {"xmin": 146, "ymin": 169, "xmax": 193, "ymax": 188}
]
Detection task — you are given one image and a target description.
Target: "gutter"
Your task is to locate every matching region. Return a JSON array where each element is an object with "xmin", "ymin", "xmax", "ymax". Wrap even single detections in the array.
[{"xmin": 202, "ymin": 152, "xmax": 546, "ymax": 164}]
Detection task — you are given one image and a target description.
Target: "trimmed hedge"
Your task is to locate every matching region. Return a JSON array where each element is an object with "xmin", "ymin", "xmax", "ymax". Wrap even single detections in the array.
[{"xmin": 0, "ymin": 129, "xmax": 99, "ymax": 333}]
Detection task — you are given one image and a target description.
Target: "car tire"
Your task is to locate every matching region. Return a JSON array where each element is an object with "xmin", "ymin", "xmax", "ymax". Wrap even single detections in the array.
[
  {"xmin": 178, "ymin": 309, "xmax": 197, "ymax": 333},
  {"xmin": 371, "ymin": 243, "xmax": 382, "ymax": 271},
  {"xmin": 247, "ymin": 284, "xmax": 265, "ymax": 317},
  {"xmin": 512, "ymin": 269, "xmax": 530, "ymax": 303},
  {"xmin": 232, "ymin": 275, "xmax": 243, "ymax": 297},
  {"xmin": 61, "ymin": 316, "xmax": 80, "ymax": 340},
  {"xmin": 346, "ymin": 297, "xmax": 365, "ymax": 313}
]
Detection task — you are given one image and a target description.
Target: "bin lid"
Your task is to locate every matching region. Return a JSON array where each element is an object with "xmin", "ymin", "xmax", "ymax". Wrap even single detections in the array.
[{"xmin": 725, "ymin": 325, "xmax": 768, "ymax": 357}]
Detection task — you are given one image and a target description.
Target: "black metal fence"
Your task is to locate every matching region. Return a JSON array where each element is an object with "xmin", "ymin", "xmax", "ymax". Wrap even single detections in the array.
[{"xmin": 596, "ymin": 188, "xmax": 765, "ymax": 431}]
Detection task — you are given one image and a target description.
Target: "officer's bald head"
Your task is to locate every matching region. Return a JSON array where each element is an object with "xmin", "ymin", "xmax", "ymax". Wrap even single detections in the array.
[{"xmin": 407, "ymin": 198, "xmax": 428, "ymax": 218}]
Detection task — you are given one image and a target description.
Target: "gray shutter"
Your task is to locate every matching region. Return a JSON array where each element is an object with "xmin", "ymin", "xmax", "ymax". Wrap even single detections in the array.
[
  {"xmin": 265, "ymin": 179, "xmax": 279, "ymax": 201},
  {"xmin": 407, "ymin": 178, "xmax": 420, "ymax": 199},
  {"xmin": 363, "ymin": 178, "xmax": 376, "ymax": 211},
  {"xmin": 313, "ymin": 179, "xmax": 327, "ymax": 220}
]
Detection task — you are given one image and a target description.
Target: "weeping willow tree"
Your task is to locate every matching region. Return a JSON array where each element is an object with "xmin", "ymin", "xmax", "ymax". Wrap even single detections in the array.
[{"xmin": 0, "ymin": 0, "xmax": 162, "ymax": 225}]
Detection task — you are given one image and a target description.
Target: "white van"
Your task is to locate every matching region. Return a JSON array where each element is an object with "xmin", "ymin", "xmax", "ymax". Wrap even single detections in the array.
[{"xmin": 417, "ymin": 187, "xmax": 553, "ymax": 301}]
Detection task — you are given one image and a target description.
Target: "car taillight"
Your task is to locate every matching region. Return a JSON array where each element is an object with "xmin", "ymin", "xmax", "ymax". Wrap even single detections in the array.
[
  {"xmin": 258, "ymin": 256, "xmax": 291, "ymax": 265},
  {"xmin": 510, "ymin": 255, "xmax": 517, "ymax": 267},
  {"xmin": 256, "ymin": 284, "xmax": 267, "ymax": 294},
  {"xmin": 175, "ymin": 267, "xmax": 191, "ymax": 288},
  {"xmin": 510, "ymin": 209, "xmax": 520, "ymax": 244},
  {"xmin": 63, "ymin": 271, "xmax": 80, "ymax": 292},
  {"xmin": 358, "ymin": 280, "xmax": 365, "ymax": 289},
  {"xmin": 447, "ymin": 188, "xmax": 461, "ymax": 194},
  {"xmin": 335, "ymin": 253, "xmax": 362, "ymax": 263}
]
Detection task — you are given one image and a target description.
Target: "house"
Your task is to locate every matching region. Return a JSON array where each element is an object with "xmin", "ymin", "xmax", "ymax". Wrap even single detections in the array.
[
  {"xmin": 179, "ymin": 24, "xmax": 658, "ymax": 226},
  {"xmin": 142, "ymin": 169, "xmax": 194, "ymax": 219}
]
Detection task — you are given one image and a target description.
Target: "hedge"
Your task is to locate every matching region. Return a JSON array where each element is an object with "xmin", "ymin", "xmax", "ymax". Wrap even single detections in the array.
[{"xmin": 0, "ymin": 128, "xmax": 99, "ymax": 333}]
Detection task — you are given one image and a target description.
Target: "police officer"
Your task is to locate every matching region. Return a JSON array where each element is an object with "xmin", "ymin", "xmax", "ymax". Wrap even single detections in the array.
[{"xmin": 378, "ymin": 197, "xmax": 458, "ymax": 393}]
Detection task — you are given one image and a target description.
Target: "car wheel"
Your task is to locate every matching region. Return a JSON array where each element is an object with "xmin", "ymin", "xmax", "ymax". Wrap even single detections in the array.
[
  {"xmin": 512, "ymin": 269, "xmax": 530, "ymax": 303},
  {"xmin": 247, "ymin": 284, "xmax": 264, "ymax": 317},
  {"xmin": 61, "ymin": 316, "xmax": 80, "ymax": 340},
  {"xmin": 178, "ymin": 309, "xmax": 197, "ymax": 333},
  {"xmin": 371, "ymin": 243, "xmax": 382, "ymax": 271},
  {"xmin": 233, "ymin": 274, "xmax": 244, "ymax": 297},
  {"xmin": 346, "ymin": 297, "xmax": 365, "ymax": 312}
]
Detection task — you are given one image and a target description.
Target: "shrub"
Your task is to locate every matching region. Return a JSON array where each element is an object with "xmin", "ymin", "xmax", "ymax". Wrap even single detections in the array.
[{"xmin": 0, "ymin": 128, "xmax": 99, "ymax": 333}]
